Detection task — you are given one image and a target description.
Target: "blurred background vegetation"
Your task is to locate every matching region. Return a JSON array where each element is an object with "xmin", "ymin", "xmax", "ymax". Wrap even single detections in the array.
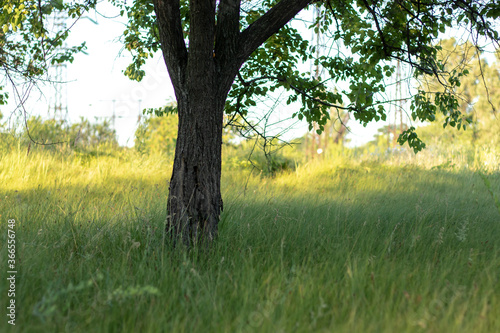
[
  {"xmin": 0, "ymin": 39, "xmax": 498, "ymax": 174},
  {"xmin": 0, "ymin": 114, "xmax": 118, "ymax": 153}
]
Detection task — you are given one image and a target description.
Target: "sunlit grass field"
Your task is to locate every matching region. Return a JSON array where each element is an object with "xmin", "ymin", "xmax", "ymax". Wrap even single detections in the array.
[{"xmin": 1, "ymin": 145, "xmax": 499, "ymax": 332}]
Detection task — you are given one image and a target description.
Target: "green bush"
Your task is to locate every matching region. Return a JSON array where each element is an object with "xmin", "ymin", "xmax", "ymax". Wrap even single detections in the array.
[
  {"xmin": 223, "ymin": 138, "xmax": 297, "ymax": 176},
  {"xmin": 135, "ymin": 114, "xmax": 178, "ymax": 156}
]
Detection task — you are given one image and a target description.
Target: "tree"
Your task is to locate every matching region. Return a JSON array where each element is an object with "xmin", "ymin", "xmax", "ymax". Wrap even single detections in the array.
[
  {"xmin": 0, "ymin": 0, "xmax": 89, "ymax": 97},
  {"xmin": 418, "ymin": 38, "xmax": 500, "ymax": 147},
  {"xmin": 135, "ymin": 108, "xmax": 179, "ymax": 155},
  {"xmin": 305, "ymin": 107, "xmax": 350, "ymax": 160},
  {"xmin": 1, "ymin": 0, "xmax": 90, "ymax": 148},
  {"xmin": 2, "ymin": 0, "xmax": 499, "ymax": 246}
]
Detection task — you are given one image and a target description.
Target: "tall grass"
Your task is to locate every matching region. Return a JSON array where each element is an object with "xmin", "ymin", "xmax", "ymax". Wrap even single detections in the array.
[{"xmin": 1, "ymin": 144, "xmax": 499, "ymax": 332}]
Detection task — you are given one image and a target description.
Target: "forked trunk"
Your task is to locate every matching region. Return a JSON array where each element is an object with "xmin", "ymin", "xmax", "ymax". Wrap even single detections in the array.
[{"xmin": 153, "ymin": 0, "xmax": 312, "ymax": 246}]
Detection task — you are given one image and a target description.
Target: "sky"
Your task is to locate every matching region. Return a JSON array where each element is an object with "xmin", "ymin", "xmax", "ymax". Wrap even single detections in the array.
[{"xmin": 2, "ymin": 2, "xmax": 407, "ymax": 148}]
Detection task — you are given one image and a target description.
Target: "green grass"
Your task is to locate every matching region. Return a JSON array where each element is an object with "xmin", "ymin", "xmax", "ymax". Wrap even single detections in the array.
[{"xmin": 1, "ymin": 146, "xmax": 499, "ymax": 332}]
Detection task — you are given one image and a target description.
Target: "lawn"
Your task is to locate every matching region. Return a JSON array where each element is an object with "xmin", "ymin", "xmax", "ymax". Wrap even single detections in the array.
[{"xmin": 1, "ymin": 146, "xmax": 499, "ymax": 332}]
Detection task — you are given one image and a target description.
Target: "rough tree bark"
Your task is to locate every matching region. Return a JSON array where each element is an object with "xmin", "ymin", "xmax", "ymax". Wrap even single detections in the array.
[{"xmin": 153, "ymin": 0, "xmax": 312, "ymax": 245}]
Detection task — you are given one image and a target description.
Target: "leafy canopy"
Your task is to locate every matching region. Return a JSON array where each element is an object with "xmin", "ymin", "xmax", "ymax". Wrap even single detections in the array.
[
  {"xmin": 418, "ymin": 38, "xmax": 500, "ymax": 146},
  {"xmin": 2, "ymin": 0, "xmax": 500, "ymax": 152},
  {"xmin": 112, "ymin": 0, "xmax": 500, "ymax": 152},
  {"xmin": 0, "ymin": 0, "xmax": 92, "ymax": 101}
]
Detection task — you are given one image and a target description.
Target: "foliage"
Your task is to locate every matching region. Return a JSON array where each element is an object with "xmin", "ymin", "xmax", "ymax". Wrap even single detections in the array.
[
  {"xmin": 135, "ymin": 113, "xmax": 178, "ymax": 156},
  {"xmin": 223, "ymin": 137, "xmax": 299, "ymax": 176},
  {"xmin": 114, "ymin": 0, "xmax": 499, "ymax": 152},
  {"xmin": 134, "ymin": 109, "xmax": 298, "ymax": 174},
  {"xmin": 299, "ymin": 107, "xmax": 350, "ymax": 160},
  {"xmin": 2, "ymin": 1, "xmax": 500, "ymax": 153},
  {"xmin": 480, "ymin": 172, "xmax": 500, "ymax": 215},
  {"xmin": 0, "ymin": 115, "xmax": 118, "ymax": 153},
  {"xmin": 135, "ymin": 102, "xmax": 242, "ymax": 156},
  {"xmin": 418, "ymin": 38, "xmax": 500, "ymax": 147},
  {"xmin": 0, "ymin": 0, "xmax": 94, "ymax": 105},
  {"xmin": 70, "ymin": 117, "xmax": 118, "ymax": 149}
]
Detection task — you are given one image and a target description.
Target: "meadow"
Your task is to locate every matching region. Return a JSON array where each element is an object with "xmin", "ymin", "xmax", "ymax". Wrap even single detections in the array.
[{"xmin": 0, "ymin": 143, "xmax": 499, "ymax": 332}]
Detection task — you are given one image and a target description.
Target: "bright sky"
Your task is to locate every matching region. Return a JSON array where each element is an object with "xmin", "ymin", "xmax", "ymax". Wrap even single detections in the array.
[
  {"xmin": 61, "ymin": 3, "xmax": 177, "ymax": 146},
  {"xmin": 2, "ymin": 3, "xmax": 402, "ymax": 148}
]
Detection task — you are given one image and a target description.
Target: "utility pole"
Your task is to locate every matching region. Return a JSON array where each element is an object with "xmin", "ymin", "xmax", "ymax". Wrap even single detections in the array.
[
  {"xmin": 51, "ymin": 11, "xmax": 68, "ymax": 121},
  {"xmin": 391, "ymin": 60, "xmax": 406, "ymax": 147},
  {"xmin": 309, "ymin": 6, "xmax": 322, "ymax": 159}
]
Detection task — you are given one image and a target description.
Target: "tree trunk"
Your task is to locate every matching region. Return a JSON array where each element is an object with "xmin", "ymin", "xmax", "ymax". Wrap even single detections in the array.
[
  {"xmin": 153, "ymin": 0, "xmax": 313, "ymax": 246},
  {"xmin": 167, "ymin": 76, "xmax": 228, "ymax": 246}
]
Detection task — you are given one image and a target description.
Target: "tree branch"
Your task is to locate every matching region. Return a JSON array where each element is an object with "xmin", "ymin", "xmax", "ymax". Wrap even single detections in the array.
[
  {"xmin": 153, "ymin": 0, "xmax": 188, "ymax": 94},
  {"xmin": 475, "ymin": 46, "xmax": 497, "ymax": 115},
  {"xmin": 215, "ymin": 0, "xmax": 240, "ymax": 60},
  {"xmin": 3, "ymin": 65, "xmax": 69, "ymax": 147},
  {"xmin": 214, "ymin": 0, "xmax": 241, "ymax": 92},
  {"xmin": 237, "ymin": 0, "xmax": 312, "ymax": 65},
  {"xmin": 188, "ymin": 0, "xmax": 216, "ymax": 63}
]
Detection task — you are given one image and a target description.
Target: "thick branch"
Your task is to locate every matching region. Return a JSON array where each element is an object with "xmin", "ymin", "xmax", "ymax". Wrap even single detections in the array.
[
  {"xmin": 237, "ymin": 0, "xmax": 312, "ymax": 65},
  {"xmin": 214, "ymin": 0, "xmax": 241, "ymax": 92},
  {"xmin": 189, "ymin": 0, "xmax": 216, "ymax": 64},
  {"xmin": 215, "ymin": 0, "xmax": 240, "ymax": 61},
  {"xmin": 153, "ymin": 0, "xmax": 188, "ymax": 94},
  {"xmin": 360, "ymin": 0, "xmax": 389, "ymax": 58}
]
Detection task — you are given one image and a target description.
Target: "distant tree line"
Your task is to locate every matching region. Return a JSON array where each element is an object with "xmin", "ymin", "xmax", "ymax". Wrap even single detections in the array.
[{"xmin": 0, "ymin": 114, "xmax": 118, "ymax": 153}]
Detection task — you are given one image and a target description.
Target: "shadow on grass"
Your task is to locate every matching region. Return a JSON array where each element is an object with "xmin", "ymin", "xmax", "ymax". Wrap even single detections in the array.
[{"xmin": 1, "ymin": 164, "xmax": 499, "ymax": 333}]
